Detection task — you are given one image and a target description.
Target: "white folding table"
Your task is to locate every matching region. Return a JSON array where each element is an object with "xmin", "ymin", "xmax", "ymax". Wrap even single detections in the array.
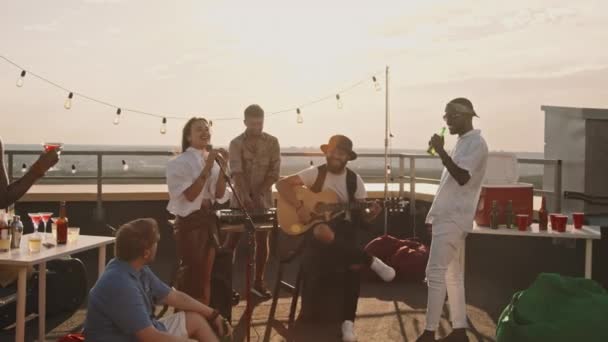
[{"xmin": 467, "ymin": 223, "xmax": 601, "ymax": 279}]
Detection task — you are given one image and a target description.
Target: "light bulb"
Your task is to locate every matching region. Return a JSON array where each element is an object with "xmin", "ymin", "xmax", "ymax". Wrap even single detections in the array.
[
  {"xmin": 71, "ymin": 164, "xmax": 77, "ymax": 174},
  {"xmin": 296, "ymin": 108, "xmax": 303, "ymax": 124},
  {"xmin": 160, "ymin": 117, "xmax": 167, "ymax": 134},
  {"xmin": 336, "ymin": 94, "xmax": 343, "ymax": 109},
  {"xmin": 114, "ymin": 108, "xmax": 121, "ymax": 125},
  {"xmin": 16, "ymin": 70, "xmax": 26, "ymax": 87},
  {"xmin": 209, "ymin": 120, "xmax": 213, "ymax": 127},
  {"xmin": 309, "ymin": 160, "xmax": 314, "ymax": 166},
  {"xmin": 373, "ymin": 76, "xmax": 382, "ymax": 92},
  {"xmin": 64, "ymin": 92, "xmax": 73, "ymax": 109},
  {"xmin": 387, "ymin": 165, "xmax": 392, "ymax": 175},
  {"xmin": 122, "ymin": 160, "xmax": 129, "ymax": 171},
  {"xmin": 21, "ymin": 163, "xmax": 27, "ymax": 173}
]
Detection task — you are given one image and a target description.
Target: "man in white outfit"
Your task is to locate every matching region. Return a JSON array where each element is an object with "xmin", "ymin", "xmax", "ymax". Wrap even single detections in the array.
[{"xmin": 417, "ymin": 98, "xmax": 488, "ymax": 342}]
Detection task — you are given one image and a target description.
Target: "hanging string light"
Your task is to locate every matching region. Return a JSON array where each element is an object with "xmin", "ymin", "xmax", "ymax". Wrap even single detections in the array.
[
  {"xmin": 21, "ymin": 163, "xmax": 27, "ymax": 173},
  {"xmin": 64, "ymin": 92, "xmax": 74, "ymax": 109},
  {"xmin": 114, "ymin": 108, "xmax": 121, "ymax": 125},
  {"xmin": 0, "ymin": 55, "xmax": 385, "ymax": 129},
  {"xmin": 71, "ymin": 164, "xmax": 77, "ymax": 174},
  {"xmin": 122, "ymin": 159, "xmax": 129, "ymax": 171},
  {"xmin": 386, "ymin": 164, "xmax": 392, "ymax": 175},
  {"xmin": 16, "ymin": 70, "xmax": 26, "ymax": 87},
  {"xmin": 372, "ymin": 76, "xmax": 382, "ymax": 92},
  {"xmin": 309, "ymin": 160, "xmax": 314, "ymax": 166},
  {"xmin": 160, "ymin": 117, "xmax": 167, "ymax": 134}
]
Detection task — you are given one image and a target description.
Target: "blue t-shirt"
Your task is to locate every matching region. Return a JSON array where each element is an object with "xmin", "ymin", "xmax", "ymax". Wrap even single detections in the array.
[{"xmin": 84, "ymin": 258, "xmax": 171, "ymax": 342}]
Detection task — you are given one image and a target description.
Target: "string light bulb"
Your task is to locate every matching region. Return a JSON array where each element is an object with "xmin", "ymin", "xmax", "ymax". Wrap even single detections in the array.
[
  {"xmin": 16, "ymin": 70, "xmax": 26, "ymax": 87},
  {"xmin": 21, "ymin": 163, "xmax": 27, "ymax": 173},
  {"xmin": 386, "ymin": 164, "xmax": 392, "ymax": 175},
  {"xmin": 209, "ymin": 120, "xmax": 213, "ymax": 127},
  {"xmin": 296, "ymin": 108, "xmax": 303, "ymax": 124},
  {"xmin": 373, "ymin": 76, "xmax": 382, "ymax": 91},
  {"xmin": 122, "ymin": 159, "xmax": 129, "ymax": 171},
  {"xmin": 64, "ymin": 92, "xmax": 74, "ymax": 109},
  {"xmin": 160, "ymin": 117, "xmax": 167, "ymax": 134},
  {"xmin": 114, "ymin": 108, "xmax": 121, "ymax": 125},
  {"xmin": 336, "ymin": 94, "xmax": 343, "ymax": 109},
  {"xmin": 71, "ymin": 164, "xmax": 77, "ymax": 174}
]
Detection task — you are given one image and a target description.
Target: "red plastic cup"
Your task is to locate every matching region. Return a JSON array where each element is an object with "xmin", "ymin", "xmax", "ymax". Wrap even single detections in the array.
[
  {"xmin": 572, "ymin": 212, "xmax": 584, "ymax": 229},
  {"xmin": 555, "ymin": 215, "xmax": 568, "ymax": 233},
  {"xmin": 516, "ymin": 214, "xmax": 529, "ymax": 231},
  {"xmin": 549, "ymin": 213, "xmax": 558, "ymax": 231}
]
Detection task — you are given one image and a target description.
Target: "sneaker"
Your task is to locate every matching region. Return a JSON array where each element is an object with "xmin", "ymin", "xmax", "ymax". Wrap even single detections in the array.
[
  {"xmin": 341, "ymin": 320, "xmax": 357, "ymax": 342},
  {"xmin": 416, "ymin": 330, "xmax": 436, "ymax": 342},
  {"xmin": 370, "ymin": 257, "xmax": 396, "ymax": 282},
  {"xmin": 438, "ymin": 328, "xmax": 468, "ymax": 342},
  {"xmin": 251, "ymin": 283, "xmax": 272, "ymax": 300}
]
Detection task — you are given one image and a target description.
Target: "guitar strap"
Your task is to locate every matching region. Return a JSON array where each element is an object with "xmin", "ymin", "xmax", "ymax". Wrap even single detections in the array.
[
  {"xmin": 311, "ymin": 163, "xmax": 358, "ymax": 204},
  {"xmin": 311, "ymin": 164, "xmax": 327, "ymax": 193}
]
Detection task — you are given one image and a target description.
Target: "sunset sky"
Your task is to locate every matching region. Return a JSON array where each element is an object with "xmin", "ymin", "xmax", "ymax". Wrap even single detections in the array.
[{"xmin": 1, "ymin": 0, "xmax": 607, "ymax": 152}]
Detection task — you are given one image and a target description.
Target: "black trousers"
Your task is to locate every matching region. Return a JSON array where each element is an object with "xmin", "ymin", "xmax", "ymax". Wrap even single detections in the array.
[{"xmin": 305, "ymin": 219, "xmax": 372, "ymax": 322}]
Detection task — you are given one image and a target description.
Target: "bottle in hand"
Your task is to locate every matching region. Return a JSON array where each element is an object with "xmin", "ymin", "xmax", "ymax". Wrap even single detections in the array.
[
  {"xmin": 427, "ymin": 127, "xmax": 447, "ymax": 156},
  {"xmin": 56, "ymin": 201, "xmax": 68, "ymax": 245}
]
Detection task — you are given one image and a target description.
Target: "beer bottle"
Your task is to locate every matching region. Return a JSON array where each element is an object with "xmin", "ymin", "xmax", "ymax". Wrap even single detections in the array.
[
  {"xmin": 538, "ymin": 196, "xmax": 548, "ymax": 230},
  {"xmin": 490, "ymin": 200, "xmax": 499, "ymax": 229},
  {"xmin": 56, "ymin": 201, "xmax": 68, "ymax": 245},
  {"xmin": 427, "ymin": 127, "xmax": 447, "ymax": 156},
  {"xmin": 505, "ymin": 200, "xmax": 514, "ymax": 229}
]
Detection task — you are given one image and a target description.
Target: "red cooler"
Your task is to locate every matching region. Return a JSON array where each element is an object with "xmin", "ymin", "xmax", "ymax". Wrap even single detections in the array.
[{"xmin": 475, "ymin": 183, "xmax": 533, "ymax": 227}]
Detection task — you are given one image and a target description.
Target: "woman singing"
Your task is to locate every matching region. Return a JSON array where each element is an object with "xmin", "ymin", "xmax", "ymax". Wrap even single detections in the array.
[{"xmin": 166, "ymin": 117, "xmax": 227, "ymax": 305}]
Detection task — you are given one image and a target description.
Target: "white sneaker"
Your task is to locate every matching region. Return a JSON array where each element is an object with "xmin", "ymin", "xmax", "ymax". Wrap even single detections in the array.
[
  {"xmin": 370, "ymin": 257, "xmax": 396, "ymax": 282},
  {"xmin": 341, "ymin": 320, "xmax": 357, "ymax": 342}
]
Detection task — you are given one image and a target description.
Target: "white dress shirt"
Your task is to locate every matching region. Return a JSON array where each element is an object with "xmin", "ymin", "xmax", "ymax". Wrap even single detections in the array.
[
  {"xmin": 166, "ymin": 147, "xmax": 221, "ymax": 217},
  {"xmin": 426, "ymin": 129, "xmax": 489, "ymax": 232}
]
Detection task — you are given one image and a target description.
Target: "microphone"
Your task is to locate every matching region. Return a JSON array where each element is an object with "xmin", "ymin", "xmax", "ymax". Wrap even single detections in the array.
[{"xmin": 206, "ymin": 144, "xmax": 227, "ymax": 166}]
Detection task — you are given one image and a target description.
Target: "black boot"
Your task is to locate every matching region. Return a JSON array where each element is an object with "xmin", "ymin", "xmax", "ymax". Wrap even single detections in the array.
[
  {"xmin": 438, "ymin": 328, "xmax": 468, "ymax": 342},
  {"xmin": 416, "ymin": 330, "xmax": 436, "ymax": 342}
]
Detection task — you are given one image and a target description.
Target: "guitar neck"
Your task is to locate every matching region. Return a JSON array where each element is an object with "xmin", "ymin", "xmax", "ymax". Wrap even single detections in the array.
[{"xmin": 319, "ymin": 201, "xmax": 370, "ymax": 212}]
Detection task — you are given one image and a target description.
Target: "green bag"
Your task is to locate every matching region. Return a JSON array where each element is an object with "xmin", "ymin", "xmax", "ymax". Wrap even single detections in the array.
[{"xmin": 496, "ymin": 273, "xmax": 608, "ymax": 342}]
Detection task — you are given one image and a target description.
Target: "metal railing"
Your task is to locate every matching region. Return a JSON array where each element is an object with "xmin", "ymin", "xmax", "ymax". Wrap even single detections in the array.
[{"xmin": 5, "ymin": 150, "xmax": 562, "ymax": 229}]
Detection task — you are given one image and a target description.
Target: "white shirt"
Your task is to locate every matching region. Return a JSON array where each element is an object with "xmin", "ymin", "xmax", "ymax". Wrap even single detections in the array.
[
  {"xmin": 296, "ymin": 166, "xmax": 367, "ymax": 203},
  {"xmin": 166, "ymin": 147, "xmax": 221, "ymax": 217},
  {"xmin": 426, "ymin": 129, "xmax": 489, "ymax": 232}
]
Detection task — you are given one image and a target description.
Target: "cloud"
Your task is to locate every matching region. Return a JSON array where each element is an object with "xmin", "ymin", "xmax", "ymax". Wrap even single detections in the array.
[
  {"xmin": 106, "ymin": 27, "xmax": 122, "ymax": 35},
  {"xmin": 81, "ymin": 0, "xmax": 123, "ymax": 3},
  {"xmin": 23, "ymin": 21, "xmax": 58, "ymax": 32}
]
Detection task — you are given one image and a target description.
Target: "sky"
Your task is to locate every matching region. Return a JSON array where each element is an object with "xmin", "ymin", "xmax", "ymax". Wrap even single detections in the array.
[{"xmin": 1, "ymin": 0, "xmax": 607, "ymax": 152}]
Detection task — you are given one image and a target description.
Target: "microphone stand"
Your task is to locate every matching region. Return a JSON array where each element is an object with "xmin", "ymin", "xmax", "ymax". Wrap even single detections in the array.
[{"xmin": 214, "ymin": 157, "xmax": 256, "ymax": 342}]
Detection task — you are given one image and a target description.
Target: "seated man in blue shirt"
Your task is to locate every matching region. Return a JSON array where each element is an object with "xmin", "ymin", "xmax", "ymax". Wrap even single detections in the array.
[{"xmin": 85, "ymin": 218, "xmax": 231, "ymax": 342}]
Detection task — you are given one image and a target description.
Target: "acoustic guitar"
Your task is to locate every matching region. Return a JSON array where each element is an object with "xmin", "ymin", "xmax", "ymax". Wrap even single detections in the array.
[{"xmin": 277, "ymin": 186, "xmax": 407, "ymax": 236}]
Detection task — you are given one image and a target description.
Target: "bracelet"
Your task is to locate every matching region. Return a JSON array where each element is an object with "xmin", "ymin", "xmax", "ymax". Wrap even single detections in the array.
[{"xmin": 208, "ymin": 309, "xmax": 220, "ymax": 322}]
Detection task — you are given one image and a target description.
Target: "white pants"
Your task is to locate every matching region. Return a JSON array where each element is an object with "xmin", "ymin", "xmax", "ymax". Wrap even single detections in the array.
[{"xmin": 424, "ymin": 223, "xmax": 468, "ymax": 330}]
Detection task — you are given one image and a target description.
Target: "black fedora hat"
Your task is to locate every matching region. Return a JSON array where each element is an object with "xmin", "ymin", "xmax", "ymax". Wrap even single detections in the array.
[{"xmin": 320, "ymin": 135, "xmax": 357, "ymax": 161}]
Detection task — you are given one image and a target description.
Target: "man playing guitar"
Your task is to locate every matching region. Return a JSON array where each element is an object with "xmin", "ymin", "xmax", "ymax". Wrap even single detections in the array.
[{"xmin": 276, "ymin": 134, "xmax": 396, "ymax": 342}]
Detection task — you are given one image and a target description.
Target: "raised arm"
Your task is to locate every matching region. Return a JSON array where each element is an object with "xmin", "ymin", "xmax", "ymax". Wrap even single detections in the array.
[{"xmin": 0, "ymin": 139, "xmax": 58, "ymax": 208}]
